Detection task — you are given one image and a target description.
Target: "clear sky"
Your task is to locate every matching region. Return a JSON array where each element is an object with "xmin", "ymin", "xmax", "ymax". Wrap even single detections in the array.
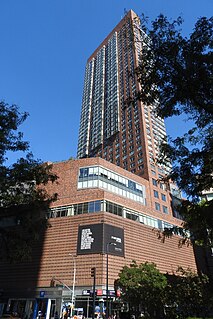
[{"xmin": 0, "ymin": 0, "xmax": 212, "ymax": 164}]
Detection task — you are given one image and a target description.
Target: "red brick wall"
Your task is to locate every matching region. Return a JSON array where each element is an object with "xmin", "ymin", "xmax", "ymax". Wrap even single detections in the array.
[
  {"xmin": 46, "ymin": 158, "xmax": 182, "ymax": 226},
  {"xmin": 38, "ymin": 212, "xmax": 197, "ymax": 288},
  {"xmin": 0, "ymin": 158, "xmax": 196, "ymax": 298}
]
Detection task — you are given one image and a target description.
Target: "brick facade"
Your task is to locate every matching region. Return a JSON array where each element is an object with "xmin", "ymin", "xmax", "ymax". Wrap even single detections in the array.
[{"xmin": 0, "ymin": 158, "xmax": 197, "ymax": 301}]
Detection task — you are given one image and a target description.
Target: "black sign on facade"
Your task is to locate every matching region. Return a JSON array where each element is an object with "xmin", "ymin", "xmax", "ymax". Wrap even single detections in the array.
[{"xmin": 77, "ymin": 223, "xmax": 124, "ymax": 257}]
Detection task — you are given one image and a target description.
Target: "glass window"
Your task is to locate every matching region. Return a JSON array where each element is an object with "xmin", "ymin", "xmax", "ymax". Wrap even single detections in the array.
[
  {"xmin": 95, "ymin": 201, "xmax": 101, "ymax": 212},
  {"xmin": 78, "ymin": 181, "xmax": 83, "ymax": 188},
  {"xmin": 160, "ymin": 183, "xmax": 165, "ymax": 190},
  {"xmin": 93, "ymin": 180, "xmax": 98, "ymax": 187},
  {"xmin": 79, "ymin": 168, "xmax": 84, "ymax": 178},
  {"xmin": 128, "ymin": 180, "xmax": 136, "ymax": 190},
  {"xmin": 161, "ymin": 194, "xmax": 166, "ymax": 201},
  {"xmin": 83, "ymin": 168, "xmax": 89, "ymax": 177},
  {"xmin": 117, "ymin": 206, "xmax": 123, "ymax": 216},
  {"xmin": 82, "ymin": 202, "xmax": 88, "ymax": 214},
  {"xmin": 88, "ymin": 180, "xmax": 93, "ymax": 187},
  {"xmin": 78, "ymin": 166, "xmax": 145, "ymax": 204},
  {"xmin": 158, "ymin": 220, "xmax": 163, "ymax": 229},
  {"xmin": 152, "ymin": 178, "xmax": 157, "ymax": 186},
  {"xmin": 126, "ymin": 212, "xmax": 131, "ymax": 220},
  {"xmin": 82, "ymin": 181, "xmax": 88, "ymax": 188},
  {"xmin": 60, "ymin": 209, "xmax": 67, "ymax": 217},
  {"xmin": 88, "ymin": 202, "xmax": 94, "ymax": 212},
  {"xmin": 155, "ymin": 202, "xmax": 161, "ymax": 211},
  {"xmin": 88, "ymin": 167, "xmax": 94, "ymax": 175},
  {"xmin": 163, "ymin": 206, "xmax": 168, "ymax": 214},
  {"xmin": 154, "ymin": 190, "xmax": 159, "ymax": 198}
]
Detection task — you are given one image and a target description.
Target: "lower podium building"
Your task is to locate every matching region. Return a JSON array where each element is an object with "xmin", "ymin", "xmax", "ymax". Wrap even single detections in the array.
[{"xmin": 0, "ymin": 158, "xmax": 198, "ymax": 319}]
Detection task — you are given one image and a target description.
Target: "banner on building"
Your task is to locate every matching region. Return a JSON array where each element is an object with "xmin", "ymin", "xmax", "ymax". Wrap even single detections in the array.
[{"xmin": 77, "ymin": 223, "xmax": 124, "ymax": 257}]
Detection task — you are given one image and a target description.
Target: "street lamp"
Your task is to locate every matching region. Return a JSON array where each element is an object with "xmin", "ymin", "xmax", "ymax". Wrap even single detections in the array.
[
  {"xmin": 106, "ymin": 242, "xmax": 116, "ymax": 319},
  {"xmin": 69, "ymin": 254, "xmax": 76, "ymax": 317}
]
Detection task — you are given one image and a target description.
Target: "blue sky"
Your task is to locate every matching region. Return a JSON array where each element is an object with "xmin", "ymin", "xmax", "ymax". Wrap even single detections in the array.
[{"xmin": 0, "ymin": 0, "xmax": 212, "ymax": 164}]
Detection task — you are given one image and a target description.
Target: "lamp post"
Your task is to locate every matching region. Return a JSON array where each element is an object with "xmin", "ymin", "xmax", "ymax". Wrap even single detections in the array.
[
  {"xmin": 69, "ymin": 254, "xmax": 76, "ymax": 317},
  {"xmin": 106, "ymin": 242, "xmax": 116, "ymax": 319}
]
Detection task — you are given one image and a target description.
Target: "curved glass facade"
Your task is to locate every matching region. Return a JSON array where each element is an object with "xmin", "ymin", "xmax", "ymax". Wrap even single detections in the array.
[{"xmin": 78, "ymin": 166, "xmax": 146, "ymax": 205}]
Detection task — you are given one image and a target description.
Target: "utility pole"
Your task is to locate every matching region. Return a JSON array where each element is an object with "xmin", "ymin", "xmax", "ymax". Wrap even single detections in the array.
[
  {"xmin": 91, "ymin": 267, "xmax": 96, "ymax": 319},
  {"xmin": 106, "ymin": 243, "xmax": 116, "ymax": 319},
  {"xmin": 69, "ymin": 254, "xmax": 76, "ymax": 317}
]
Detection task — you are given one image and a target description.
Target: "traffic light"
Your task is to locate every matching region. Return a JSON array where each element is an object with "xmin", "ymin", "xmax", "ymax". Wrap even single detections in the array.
[{"xmin": 91, "ymin": 267, "xmax": 96, "ymax": 277}]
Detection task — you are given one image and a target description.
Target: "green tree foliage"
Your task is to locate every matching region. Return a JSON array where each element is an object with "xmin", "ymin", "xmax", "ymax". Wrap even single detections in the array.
[
  {"xmin": 135, "ymin": 15, "xmax": 213, "ymax": 246},
  {"xmin": 165, "ymin": 267, "xmax": 211, "ymax": 319},
  {"xmin": 116, "ymin": 261, "xmax": 167, "ymax": 318},
  {"xmin": 116, "ymin": 262, "xmax": 212, "ymax": 319},
  {"xmin": 0, "ymin": 101, "xmax": 57, "ymax": 261}
]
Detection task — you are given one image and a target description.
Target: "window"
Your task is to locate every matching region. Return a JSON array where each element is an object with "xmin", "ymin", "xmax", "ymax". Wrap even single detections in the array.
[
  {"xmin": 88, "ymin": 201, "xmax": 101, "ymax": 212},
  {"xmin": 163, "ymin": 206, "xmax": 168, "ymax": 214},
  {"xmin": 106, "ymin": 201, "xmax": 123, "ymax": 216},
  {"xmin": 154, "ymin": 190, "xmax": 159, "ymax": 198},
  {"xmin": 126, "ymin": 212, "xmax": 139, "ymax": 221},
  {"xmin": 79, "ymin": 166, "xmax": 146, "ymax": 204},
  {"xmin": 48, "ymin": 201, "xmax": 177, "ymax": 233},
  {"xmin": 161, "ymin": 194, "xmax": 166, "ymax": 201},
  {"xmin": 160, "ymin": 183, "xmax": 165, "ymax": 190},
  {"xmin": 152, "ymin": 178, "xmax": 157, "ymax": 186},
  {"xmin": 155, "ymin": 202, "xmax": 161, "ymax": 211}
]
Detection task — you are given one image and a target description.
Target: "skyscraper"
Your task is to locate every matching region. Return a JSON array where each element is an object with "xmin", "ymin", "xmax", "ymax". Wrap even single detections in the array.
[
  {"xmin": 0, "ymin": 10, "xmax": 205, "ymax": 317},
  {"xmin": 77, "ymin": 9, "xmax": 171, "ymax": 181}
]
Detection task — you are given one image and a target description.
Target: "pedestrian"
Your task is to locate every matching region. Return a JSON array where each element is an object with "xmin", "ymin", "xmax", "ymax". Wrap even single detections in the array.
[{"xmin": 63, "ymin": 308, "xmax": 68, "ymax": 319}]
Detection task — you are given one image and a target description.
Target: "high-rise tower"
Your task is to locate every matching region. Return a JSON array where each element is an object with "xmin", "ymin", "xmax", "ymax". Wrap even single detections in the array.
[
  {"xmin": 0, "ymin": 11, "xmax": 203, "ymax": 313},
  {"xmin": 77, "ymin": 10, "xmax": 171, "ymax": 181}
]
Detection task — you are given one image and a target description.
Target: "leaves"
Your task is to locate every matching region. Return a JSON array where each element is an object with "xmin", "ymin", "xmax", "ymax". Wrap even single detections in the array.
[
  {"xmin": 116, "ymin": 261, "xmax": 212, "ymax": 318},
  {"xmin": 0, "ymin": 102, "xmax": 29, "ymax": 164},
  {"xmin": 135, "ymin": 14, "xmax": 213, "ymax": 247},
  {"xmin": 0, "ymin": 101, "xmax": 58, "ymax": 262},
  {"xmin": 117, "ymin": 261, "xmax": 167, "ymax": 317}
]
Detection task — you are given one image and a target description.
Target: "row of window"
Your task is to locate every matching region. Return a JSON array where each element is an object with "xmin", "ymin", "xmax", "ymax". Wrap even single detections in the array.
[
  {"xmin": 78, "ymin": 166, "xmax": 146, "ymax": 205},
  {"xmin": 153, "ymin": 190, "xmax": 166, "ymax": 201},
  {"xmin": 155, "ymin": 202, "xmax": 168, "ymax": 214},
  {"xmin": 79, "ymin": 167, "xmax": 139, "ymax": 189},
  {"xmin": 47, "ymin": 200, "xmax": 173, "ymax": 230}
]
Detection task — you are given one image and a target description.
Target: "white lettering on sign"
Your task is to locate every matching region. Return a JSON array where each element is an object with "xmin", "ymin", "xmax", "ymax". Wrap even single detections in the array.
[
  {"xmin": 81, "ymin": 228, "xmax": 94, "ymax": 250},
  {"xmin": 111, "ymin": 236, "xmax": 121, "ymax": 243}
]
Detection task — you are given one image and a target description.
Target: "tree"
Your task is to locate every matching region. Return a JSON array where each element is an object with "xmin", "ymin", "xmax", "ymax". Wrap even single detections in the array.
[
  {"xmin": 135, "ymin": 15, "xmax": 213, "ymax": 246},
  {"xmin": 115, "ymin": 262, "xmax": 212, "ymax": 319},
  {"xmin": 165, "ymin": 267, "xmax": 212, "ymax": 318},
  {"xmin": 0, "ymin": 101, "xmax": 57, "ymax": 262},
  {"xmin": 115, "ymin": 261, "xmax": 167, "ymax": 318}
]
